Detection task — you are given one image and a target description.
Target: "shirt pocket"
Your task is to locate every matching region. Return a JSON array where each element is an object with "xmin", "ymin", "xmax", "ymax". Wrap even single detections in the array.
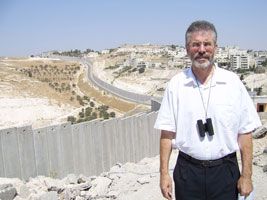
[{"xmin": 214, "ymin": 103, "xmax": 238, "ymax": 132}]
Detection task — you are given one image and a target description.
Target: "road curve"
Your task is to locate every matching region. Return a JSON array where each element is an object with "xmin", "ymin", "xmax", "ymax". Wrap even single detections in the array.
[{"xmin": 44, "ymin": 55, "xmax": 158, "ymax": 105}]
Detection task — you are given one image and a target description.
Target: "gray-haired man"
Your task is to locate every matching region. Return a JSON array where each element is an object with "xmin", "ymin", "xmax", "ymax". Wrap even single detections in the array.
[{"xmin": 155, "ymin": 20, "xmax": 261, "ymax": 200}]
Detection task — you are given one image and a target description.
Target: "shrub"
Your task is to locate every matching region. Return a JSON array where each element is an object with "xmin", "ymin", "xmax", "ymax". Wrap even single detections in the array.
[
  {"xmin": 67, "ymin": 116, "xmax": 76, "ymax": 124},
  {"xmin": 79, "ymin": 111, "xmax": 85, "ymax": 118},
  {"xmin": 85, "ymin": 107, "xmax": 92, "ymax": 116},
  {"xmin": 255, "ymin": 67, "xmax": 265, "ymax": 74},
  {"xmin": 110, "ymin": 112, "xmax": 116, "ymax": 118},
  {"xmin": 92, "ymin": 112, "xmax": 97, "ymax": 118},
  {"xmin": 76, "ymin": 118, "xmax": 84, "ymax": 124},
  {"xmin": 102, "ymin": 111, "xmax": 110, "ymax": 119},
  {"xmin": 138, "ymin": 67, "xmax": 145, "ymax": 73},
  {"xmin": 83, "ymin": 96, "xmax": 90, "ymax": 101},
  {"xmin": 90, "ymin": 101, "xmax": 95, "ymax": 107}
]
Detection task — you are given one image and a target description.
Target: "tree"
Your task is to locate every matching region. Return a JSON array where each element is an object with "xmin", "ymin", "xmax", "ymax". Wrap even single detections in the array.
[
  {"xmin": 102, "ymin": 112, "xmax": 110, "ymax": 119},
  {"xmin": 139, "ymin": 67, "xmax": 145, "ymax": 73},
  {"xmin": 92, "ymin": 112, "xmax": 97, "ymax": 119},
  {"xmin": 28, "ymin": 71, "xmax": 32, "ymax": 77},
  {"xmin": 90, "ymin": 101, "xmax": 95, "ymax": 107},
  {"xmin": 85, "ymin": 107, "xmax": 92, "ymax": 117},
  {"xmin": 262, "ymin": 59, "xmax": 267, "ymax": 67},
  {"xmin": 79, "ymin": 111, "xmax": 85, "ymax": 118},
  {"xmin": 110, "ymin": 112, "xmax": 116, "ymax": 118},
  {"xmin": 67, "ymin": 116, "xmax": 76, "ymax": 124},
  {"xmin": 255, "ymin": 67, "xmax": 265, "ymax": 74}
]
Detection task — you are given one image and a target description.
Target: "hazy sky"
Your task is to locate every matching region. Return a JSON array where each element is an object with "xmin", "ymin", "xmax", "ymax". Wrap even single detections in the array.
[{"xmin": 1, "ymin": 0, "xmax": 266, "ymax": 57}]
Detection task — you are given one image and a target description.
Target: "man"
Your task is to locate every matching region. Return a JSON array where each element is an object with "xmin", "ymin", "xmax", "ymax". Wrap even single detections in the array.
[{"xmin": 154, "ymin": 20, "xmax": 261, "ymax": 200}]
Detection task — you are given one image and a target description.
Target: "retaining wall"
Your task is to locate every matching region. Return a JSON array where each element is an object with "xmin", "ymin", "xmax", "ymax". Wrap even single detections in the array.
[{"xmin": 0, "ymin": 112, "xmax": 160, "ymax": 180}]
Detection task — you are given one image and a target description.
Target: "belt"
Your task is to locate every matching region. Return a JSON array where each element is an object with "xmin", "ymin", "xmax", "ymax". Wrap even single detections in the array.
[{"xmin": 179, "ymin": 151, "xmax": 236, "ymax": 167}]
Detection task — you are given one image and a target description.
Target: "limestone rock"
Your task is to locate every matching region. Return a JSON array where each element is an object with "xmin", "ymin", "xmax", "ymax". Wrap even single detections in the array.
[
  {"xmin": 65, "ymin": 174, "xmax": 78, "ymax": 185},
  {"xmin": 137, "ymin": 176, "xmax": 150, "ymax": 185},
  {"xmin": 263, "ymin": 165, "xmax": 267, "ymax": 173},
  {"xmin": 0, "ymin": 184, "xmax": 17, "ymax": 200},
  {"xmin": 44, "ymin": 177, "xmax": 64, "ymax": 193},
  {"xmin": 77, "ymin": 174, "xmax": 91, "ymax": 184},
  {"xmin": 18, "ymin": 185, "xmax": 30, "ymax": 199},
  {"xmin": 87, "ymin": 177, "xmax": 112, "ymax": 196},
  {"xmin": 107, "ymin": 190, "xmax": 119, "ymax": 198},
  {"xmin": 253, "ymin": 126, "xmax": 267, "ymax": 139},
  {"xmin": 40, "ymin": 191, "xmax": 58, "ymax": 200},
  {"xmin": 67, "ymin": 182, "xmax": 92, "ymax": 192}
]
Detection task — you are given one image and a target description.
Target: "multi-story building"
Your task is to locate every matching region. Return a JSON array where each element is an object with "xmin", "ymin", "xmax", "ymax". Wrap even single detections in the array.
[
  {"xmin": 230, "ymin": 55, "xmax": 250, "ymax": 69},
  {"xmin": 255, "ymin": 57, "xmax": 266, "ymax": 67}
]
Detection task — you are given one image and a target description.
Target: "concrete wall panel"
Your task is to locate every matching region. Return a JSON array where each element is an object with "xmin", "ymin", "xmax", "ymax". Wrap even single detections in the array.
[
  {"xmin": 33, "ymin": 127, "xmax": 50, "ymax": 176},
  {"xmin": 85, "ymin": 120, "xmax": 99, "ymax": 176},
  {"xmin": 0, "ymin": 127, "xmax": 21, "ymax": 178},
  {"xmin": 0, "ymin": 129, "xmax": 5, "ymax": 177},
  {"xmin": 125, "ymin": 117, "xmax": 135, "ymax": 163},
  {"xmin": 72, "ymin": 123, "xmax": 87, "ymax": 176},
  {"xmin": 47, "ymin": 125, "xmax": 63, "ymax": 178},
  {"xmin": 113, "ymin": 118, "xmax": 124, "ymax": 164},
  {"xmin": 119, "ymin": 118, "xmax": 129, "ymax": 163},
  {"xmin": 17, "ymin": 126, "xmax": 37, "ymax": 180},
  {"xmin": 93, "ymin": 121, "xmax": 104, "ymax": 175},
  {"xmin": 59, "ymin": 123, "xmax": 74, "ymax": 177},
  {"xmin": 102, "ymin": 120, "xmax": 112, "ymax": 172}
]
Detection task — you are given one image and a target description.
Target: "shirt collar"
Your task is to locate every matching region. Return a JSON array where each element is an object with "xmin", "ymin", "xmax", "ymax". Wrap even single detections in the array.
[{"xmin": 184, "ymin": 64, "xmax": 227, "ymax": 86}]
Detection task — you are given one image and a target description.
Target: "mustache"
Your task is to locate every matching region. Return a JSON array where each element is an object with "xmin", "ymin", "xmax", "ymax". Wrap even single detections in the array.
[{"xmin": 193, "ymin": 53, "xmax": 210, "ymax": 59}]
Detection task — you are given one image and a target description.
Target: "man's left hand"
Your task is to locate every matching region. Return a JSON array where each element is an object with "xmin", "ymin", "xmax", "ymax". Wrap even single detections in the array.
[{"xmin": 237, "ymin": 176, "xmax": 253, "ymax": 197}]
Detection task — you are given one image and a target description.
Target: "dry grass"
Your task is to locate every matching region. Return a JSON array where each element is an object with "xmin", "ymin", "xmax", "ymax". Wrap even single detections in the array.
[
  {"xmin": 0, "ymin": 57, "xmax": 143, "ymax": 127},
  {"xmin": 78, "ymin": 73, "xmax": 136, "ymax": 113}
]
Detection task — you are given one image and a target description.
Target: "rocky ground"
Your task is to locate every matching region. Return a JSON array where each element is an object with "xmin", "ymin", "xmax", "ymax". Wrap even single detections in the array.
[{"xmin": 0, "ymin": 128, "xmax": 266, "ymax": 200}]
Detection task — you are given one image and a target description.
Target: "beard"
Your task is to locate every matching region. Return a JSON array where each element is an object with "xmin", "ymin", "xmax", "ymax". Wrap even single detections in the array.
[{"xmin": 191, "ymin": 53, "xmax": 215, "ymax": 69}]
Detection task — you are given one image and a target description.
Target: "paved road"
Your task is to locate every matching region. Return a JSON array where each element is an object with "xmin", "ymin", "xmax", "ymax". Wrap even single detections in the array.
[{"xmin": 45, "ymin": 54, "xmax": 160, "ymax": 105}]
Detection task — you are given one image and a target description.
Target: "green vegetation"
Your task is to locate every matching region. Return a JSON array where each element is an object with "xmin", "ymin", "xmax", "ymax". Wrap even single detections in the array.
[
  {"xmin": 138, "ymin": 67, "xmax": 145, "ymax": 73},
  {"xmin": 105, "ymin": 65, "xmax": 120, "ymax": 70},
  {"xmin": 113, "ymin": 66, "xmax": 133, "ymax": 78},
  {"xmin": 255, "ymin": 67, "xmax": 265, "ymax": 74},
  {"xmin": 67, "ymin": 104, "xmax": 116, "ymax": 124},
  {"xmin": 53, "ymin": 48, "xmax": 95, "ymax": 57},
  {"xmin": 262, "ymin": 59, "xmax": 267, "ymax": 67}
]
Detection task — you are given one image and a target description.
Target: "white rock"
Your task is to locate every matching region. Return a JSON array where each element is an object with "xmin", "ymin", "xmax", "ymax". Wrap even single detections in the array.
[
  {"xmin": 44, "ymin": 177, "xmax": 62, "ymax": 188},
  {"xmin": 18, "ymin": 185, "xmax": 30, "ymax": 199},
  {"xmin": 40, "ymin": 191, "xmax": 58, "ymax": 200},
  {"xmin": 107, "ymin": 190, "xmax": 119, "ymax": 198},
  {"xmin": 67, "ymin": 182, "xmax": 92, "ymax": 192},
  {"xmin": 77, "ymin": 174, "xmax": 91, "ymax": 184},
  {"xmin": 109, "ymin": 174, "xmax": 119, "ymax": 181},
  {"xmin": 65, "ymin": 174, "xmax": 78, "ymax": 184},
  {"xmin": 0, "ymin": 178, "xmax": 24, "ymax": 187},
  {"xmin": 137, "ymin": 176, "xmax": 150, "ymax": 185},
  {"xmin": 87, "ymin": 177, "xmax": 112, "ymax": 196},
  {"xmin": 75, "ymin": 196, "xmax": 85, "ymax": 200}
]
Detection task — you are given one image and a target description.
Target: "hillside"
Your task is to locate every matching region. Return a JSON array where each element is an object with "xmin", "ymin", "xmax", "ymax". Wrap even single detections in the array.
[{"xmin": 0, "ymin": 57, "xmax": 137, "ymax": 129}]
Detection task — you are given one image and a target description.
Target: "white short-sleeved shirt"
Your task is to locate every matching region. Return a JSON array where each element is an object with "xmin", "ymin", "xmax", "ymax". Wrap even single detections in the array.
[{"xmin": 154, "ymin": 66, "xmax": 261, "ymax": 160}]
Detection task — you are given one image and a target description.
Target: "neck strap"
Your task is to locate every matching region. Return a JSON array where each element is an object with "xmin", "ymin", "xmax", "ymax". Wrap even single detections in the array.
[{"xmin": 192, "ymin": 70, "xmax": 214, "ymax": 119}]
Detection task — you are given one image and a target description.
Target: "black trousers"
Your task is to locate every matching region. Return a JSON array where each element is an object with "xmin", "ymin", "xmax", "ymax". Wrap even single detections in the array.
[{"xmin": 173, "ymin": 153, "xmax": 240, "ymax": 200}]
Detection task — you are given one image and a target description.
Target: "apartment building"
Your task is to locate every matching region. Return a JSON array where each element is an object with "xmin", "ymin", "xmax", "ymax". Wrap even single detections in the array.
[{"xmin": 230, "ymin": 55, "xmax": 250, "ymax": 69}]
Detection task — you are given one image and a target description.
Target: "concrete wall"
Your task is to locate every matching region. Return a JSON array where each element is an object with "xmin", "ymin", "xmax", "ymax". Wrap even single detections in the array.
[
  {"xmin": 0, "ymin": 112, "xmax": 160, "ymax": 180},
  {"xmin": 151, "ymin": 98, "xmax": 162, "ymax": 112}
]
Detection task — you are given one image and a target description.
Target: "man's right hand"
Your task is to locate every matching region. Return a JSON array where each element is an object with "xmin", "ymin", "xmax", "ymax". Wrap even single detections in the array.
[{"xmin": 160, "ymin": 173, "xmax": 173, "ymax": 200}]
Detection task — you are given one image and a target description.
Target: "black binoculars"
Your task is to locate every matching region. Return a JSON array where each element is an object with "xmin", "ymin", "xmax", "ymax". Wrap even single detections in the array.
[{"xmin": 197, "ymin": 118, "xmax": 214, "ymax": 137}]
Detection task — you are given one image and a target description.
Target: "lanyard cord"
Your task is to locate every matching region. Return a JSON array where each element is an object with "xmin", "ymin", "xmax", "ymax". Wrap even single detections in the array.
[{"xmin": 193, "ymin": 71, "xmax": 214, "ymax": 119}]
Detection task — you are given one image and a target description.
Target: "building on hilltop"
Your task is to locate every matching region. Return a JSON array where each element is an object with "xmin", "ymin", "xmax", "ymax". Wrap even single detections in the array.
[{"xmin": 230, "ymin": 55, "xmax": 250, "ymax": 69}]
